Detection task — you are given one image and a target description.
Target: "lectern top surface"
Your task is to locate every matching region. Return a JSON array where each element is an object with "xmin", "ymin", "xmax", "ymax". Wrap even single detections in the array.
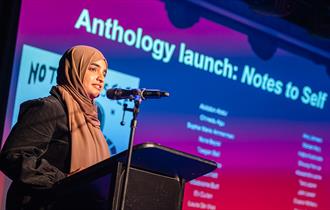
[{"xmin": 114, "ymin": 142, "xmax": 217, "ymax": 181}]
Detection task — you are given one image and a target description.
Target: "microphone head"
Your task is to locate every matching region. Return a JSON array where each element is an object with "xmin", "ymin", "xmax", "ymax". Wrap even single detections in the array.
[
  {"xmin": 106, "ymin": 88, "xmax": 141, "ymax": 100},
  {"xmin": 106, "ymin": 88, "xmax": 121, "ymax": 100}
]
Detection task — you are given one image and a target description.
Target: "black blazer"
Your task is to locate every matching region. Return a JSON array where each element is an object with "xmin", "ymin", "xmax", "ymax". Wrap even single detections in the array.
[
  {"xmin": 0, "ymin": 92, "xmax": 70, "ymax": 209},
  {"xmin": 0, "ymin": 91, "xmax": 109, "ymax": 210}
]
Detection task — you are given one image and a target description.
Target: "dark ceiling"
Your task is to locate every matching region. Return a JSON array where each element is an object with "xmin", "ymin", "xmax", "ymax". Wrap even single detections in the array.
[
  {"xmin": 162, "ymin": 0, "xmax": 330, "ymax": 72},
  {"xmin": 245, "ymin": 0, "xmax": 329, "ymax": 39}
]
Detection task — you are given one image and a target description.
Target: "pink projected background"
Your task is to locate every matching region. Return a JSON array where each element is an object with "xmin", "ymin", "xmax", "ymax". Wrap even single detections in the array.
[{"xmin": 1, "ymin": 0, "xmax": 329, "ymax": 209}]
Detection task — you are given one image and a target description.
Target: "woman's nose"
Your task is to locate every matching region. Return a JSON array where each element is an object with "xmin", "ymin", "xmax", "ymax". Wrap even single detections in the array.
[{"xmin": 97, "ymin": 71, "xmax": 104, "ymax": 82}]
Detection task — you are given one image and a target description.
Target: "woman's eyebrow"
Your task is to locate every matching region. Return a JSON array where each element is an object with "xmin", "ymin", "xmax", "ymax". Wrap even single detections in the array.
[
  {"xmin": 90, "ymin": 63, "xmax": 101, "ymax": 67},
  {"xmin": 90, "ymin": 63, "xmax": 107, "ymax": 72}
]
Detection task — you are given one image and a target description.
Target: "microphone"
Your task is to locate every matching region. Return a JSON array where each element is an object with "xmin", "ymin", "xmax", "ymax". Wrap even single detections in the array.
[{"xmin": 106, "ymin": 88, "xmax": 170, "ymax": 100}]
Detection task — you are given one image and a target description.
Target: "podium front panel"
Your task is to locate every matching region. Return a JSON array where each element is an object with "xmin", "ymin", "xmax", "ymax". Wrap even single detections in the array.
[{"xmin": 113, "ymin": 165, "xmax": 185, "ymax": 210}]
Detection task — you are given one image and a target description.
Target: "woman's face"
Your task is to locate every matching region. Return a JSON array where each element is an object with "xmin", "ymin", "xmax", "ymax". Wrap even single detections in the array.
[{"xmin": 83, "ymin": 59, "xmax": 107, "ymax": 100}]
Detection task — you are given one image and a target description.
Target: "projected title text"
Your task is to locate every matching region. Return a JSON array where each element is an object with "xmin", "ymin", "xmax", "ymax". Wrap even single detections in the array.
[{"xmin": 74, "ymin": 9, "xmax": 328, "ymax": 110}]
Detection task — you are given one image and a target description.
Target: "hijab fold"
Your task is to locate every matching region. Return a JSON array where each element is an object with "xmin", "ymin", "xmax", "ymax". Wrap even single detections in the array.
[{"xmin": 53, "ymin": 45, "xmax": 110, "ymax": 174}]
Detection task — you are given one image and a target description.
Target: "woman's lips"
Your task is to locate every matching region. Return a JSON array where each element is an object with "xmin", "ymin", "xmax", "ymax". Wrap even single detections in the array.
[{"xmin": 93, "ymin": 84, "xmax": 102, "ymax": 90}]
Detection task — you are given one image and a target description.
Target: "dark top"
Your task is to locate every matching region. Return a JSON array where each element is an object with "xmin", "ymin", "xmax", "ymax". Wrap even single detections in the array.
[{"xmin": 0, "ymin": 92, "xmax": 70, "ymax": 209}]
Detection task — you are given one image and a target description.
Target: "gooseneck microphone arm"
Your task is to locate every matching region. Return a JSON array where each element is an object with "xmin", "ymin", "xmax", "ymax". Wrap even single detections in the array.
[{"xmin": 106, "ymin": 88, "xmax": 170, "ymax": 100}]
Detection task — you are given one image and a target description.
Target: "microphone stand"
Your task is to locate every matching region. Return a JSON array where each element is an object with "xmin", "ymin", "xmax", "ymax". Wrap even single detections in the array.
[{"xmin": 119, "ymin": 96, "xmax": 142, "ymax": 210}]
